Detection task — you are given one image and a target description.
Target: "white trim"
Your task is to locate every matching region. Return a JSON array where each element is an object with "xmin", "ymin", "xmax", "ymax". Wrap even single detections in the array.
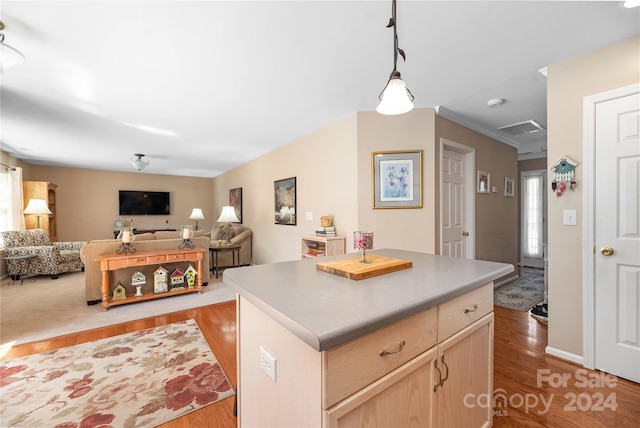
[
  {"xmin": 436, "ymin": 106, "xmax": 521, "ymax": 149},
  {"xmin": 545, "ymin": 346, "xmax": 584, "ymax": 366},
  {"xmin": 439, "ymin": 138, "xmax": 475, "ymax": 259},
  {"xmin": 582, "ymin": 83, "xmax": 640, "ymax": 370}
]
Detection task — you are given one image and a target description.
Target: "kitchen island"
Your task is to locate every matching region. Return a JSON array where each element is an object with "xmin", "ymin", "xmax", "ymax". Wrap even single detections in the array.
[{"xmin": 224, "ymin": 249, "xmax": 513, "ymax": 427}]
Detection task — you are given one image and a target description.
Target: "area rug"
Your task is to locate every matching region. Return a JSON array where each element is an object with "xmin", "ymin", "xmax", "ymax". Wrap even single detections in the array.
[
  {"xmin": 0, "ymin": 319, "xmax": 235, "ymax": 427},
  {"xmin": 494, "ymin": 268, "xmax": 544, "ymax": 311},
  {"xmin": 0, "ymin": 271, "xmax": 236, "ymax": 346}
]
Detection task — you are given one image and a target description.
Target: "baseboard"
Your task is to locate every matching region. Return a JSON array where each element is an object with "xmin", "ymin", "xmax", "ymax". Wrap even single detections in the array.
[
  {"xmin": 545, "ymin": 346, "xmax": 584, "ymax": 366},
  {"xmin": 494, "ymin": 274, "xmax": 519, "ymax": 289}
]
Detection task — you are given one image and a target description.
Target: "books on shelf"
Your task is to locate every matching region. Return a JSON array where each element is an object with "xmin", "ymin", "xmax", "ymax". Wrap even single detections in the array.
[{"xmin": 315, "ymin": 226, "xmax": 336, "ymax": 236}]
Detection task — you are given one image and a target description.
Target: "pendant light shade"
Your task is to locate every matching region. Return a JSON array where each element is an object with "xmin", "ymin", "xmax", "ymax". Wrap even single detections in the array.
[
  {"xmin": 376, "ymin": 71, "xmax": 414, "ymax": 115},
  {"xmin": 377, "ymin": 0, "xmax": 414, "ymax": 115},
  {"xmin": 0, "ymin": 21, "xmax": 25, "ymax": 72}
]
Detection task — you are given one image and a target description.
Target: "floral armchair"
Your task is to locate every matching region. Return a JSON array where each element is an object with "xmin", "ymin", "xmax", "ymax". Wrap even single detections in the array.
[{"xmin": 1, "ymin": 229, "xmax": 86, "ymax": 279}]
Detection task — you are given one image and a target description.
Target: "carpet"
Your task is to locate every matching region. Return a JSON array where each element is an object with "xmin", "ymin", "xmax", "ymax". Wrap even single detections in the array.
[
  {"xmin": 0, "ymin": 319, "xmax": 235, "ymax": 427},
  {"xmin": 1, "ymin": 271, "xmax": 236, "ymax": 346},
  {"xmin": 494, "ymin": 268, "xmax": 544, "ymax": 311}
]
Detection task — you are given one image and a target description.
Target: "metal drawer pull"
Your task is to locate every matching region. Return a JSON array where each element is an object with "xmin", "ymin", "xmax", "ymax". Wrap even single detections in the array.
[
  {"xmin": 440, "ymin": 355, "xmax": 449, "ymax": 386},
  {"xmin": 379, "ymin": 340, "xmax": 406, "ymax": 356},
  {"xmin": 433, "ymin": 359, "xmax": 442, "ymax": 392},
  {"xmin": 464, "ymin": 304, "xmax": 478, "ymax": 313}
]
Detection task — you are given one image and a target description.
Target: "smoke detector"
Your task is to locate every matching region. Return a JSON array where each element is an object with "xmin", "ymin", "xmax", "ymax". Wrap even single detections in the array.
[{"xmin": 498, "ymin": 120, "xmax": 545, "ymax": 136}]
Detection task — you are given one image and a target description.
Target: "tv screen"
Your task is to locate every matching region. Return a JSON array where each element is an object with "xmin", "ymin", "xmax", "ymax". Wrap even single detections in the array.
[{"xmin": 119, "ymin": 190, "xmax": 170, "ymax": 216}]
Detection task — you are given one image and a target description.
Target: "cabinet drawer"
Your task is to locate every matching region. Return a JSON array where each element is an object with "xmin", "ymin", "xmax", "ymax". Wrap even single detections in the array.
[
  {"xmin": 438, "ymin": 282, "xmax": 493, "ymax": 341},
  {"xmin": 125, "ymin": 256, "xmax": 148, "ymax": 266},
  {"xmin": 322, "ymin": 306, "xmax": 437, "ymax": 409},
  {"xmin": 166, "ymin": 253, "xmax": 185, "ymax": 261},
  {"xmin": 147, "ymin": 255, "xmax": 166, "ymax": 263}
]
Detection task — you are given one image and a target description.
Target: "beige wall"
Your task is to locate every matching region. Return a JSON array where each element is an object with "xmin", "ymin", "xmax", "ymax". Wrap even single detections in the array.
[
  {"xmin": 547, "ymin": 35, "xmax": 640, "ymax": 358},
  {"xmin": 21, "ymin": 166, "xmax": 214, "ymax": 242},
  {"xmin": 435, "ymin": 116, "xmax": 519, "ymax": 281},
  {"xmin": 213, "ymin": 114, "xmax": 359, "ymax": 264},
  {"xmin": 357, "ymin": 108, "xmax": 437, "ymax": 254}
]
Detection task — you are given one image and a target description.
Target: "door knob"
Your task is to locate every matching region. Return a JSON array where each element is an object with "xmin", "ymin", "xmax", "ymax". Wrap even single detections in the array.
[
  {"xmin": 462, "ymin": 231, "xmax": 469, "ymax": 236},
  {"xmin": 600, "ymin": 246, "xmax": 614, "ymax": 256}
]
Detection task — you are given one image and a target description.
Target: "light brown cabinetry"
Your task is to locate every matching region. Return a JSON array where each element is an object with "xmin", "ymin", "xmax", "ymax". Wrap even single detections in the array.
[
  {"xmin": 301, "ymin": 235, "xmax": 345, "ymax": 259},
  {"xmin": 23, "ymin": 181, "xmax": 57, "ymax": 241},
  {"xmin": 237, "ymin": 282, "xmax": 494, "ymax": 427}
]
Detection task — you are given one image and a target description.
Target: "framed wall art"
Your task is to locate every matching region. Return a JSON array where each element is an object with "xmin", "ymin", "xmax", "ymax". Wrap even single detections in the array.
[
  {"xmin": 372, "ymin": 150, "xmax": 422, "ymax": 209},
  {"xmin": 230, "ymin": 187, "xmax": 243, "ymax": 223},
  {"xmin": 504, "ymin": 177, "xmax": 515, "ymax": 197},
  {"xmin": 477, "ymin": 170, "xmax": 490, "ymax": 194},
  {"xmin": 274, "ymin": 177, "xmax": 296, "ymax": 225}
]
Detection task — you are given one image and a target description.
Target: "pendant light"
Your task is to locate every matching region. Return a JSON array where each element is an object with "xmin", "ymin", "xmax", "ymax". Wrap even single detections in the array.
[
  {"xmin": 0, "ymin": 21, "xmax": 25, "ymax": 72},
  {"xmin": 377, "ymin": 0, "xmax": 414, "ymax": 115}
]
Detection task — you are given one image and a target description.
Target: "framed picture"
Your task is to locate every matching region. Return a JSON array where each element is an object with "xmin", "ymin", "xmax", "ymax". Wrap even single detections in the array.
[
  {"xmin": 372, "ymin": 150, "xmax": 422, "ymax": 209},
  {"xmin": 504, "ymin": 177, "xmax": 515, "ymax": 197},
  {"xmin": 274, "ymin": 177, "xmax": 296, "ymax": 225},
  {"xmin": 477, "ymin": 170, "xmax": 490, "ymax": 194},
  {"xmin": 229, "ymin": 187, "xmax": 243, "ymax": 223}
]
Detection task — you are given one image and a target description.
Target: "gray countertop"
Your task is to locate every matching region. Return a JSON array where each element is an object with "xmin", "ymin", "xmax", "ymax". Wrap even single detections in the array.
[{"xmin": 224, "ymin": 249, "xmax": 513, "ymax": 352}]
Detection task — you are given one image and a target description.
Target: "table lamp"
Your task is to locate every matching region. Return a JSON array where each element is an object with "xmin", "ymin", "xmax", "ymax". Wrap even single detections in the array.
[
  {"xmin": 217, "ymin": 206, "xmax": 239, "ymax": 243},
  {"xmin": 189, "ymin": 208, "xmax": 205, "ymax": 230},
  {"xmin": 23, "ymin": 199, "xmax": 52, "ymax": 229}
]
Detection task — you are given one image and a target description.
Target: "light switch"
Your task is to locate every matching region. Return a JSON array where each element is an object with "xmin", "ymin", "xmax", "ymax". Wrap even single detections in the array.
[
  {"xmin": 563, "ymin": 209, "xmax": 577, "ymax": 226},
  {"xmin": 306, "ymin": 212, "xmax": 313, "ymax": 220}
]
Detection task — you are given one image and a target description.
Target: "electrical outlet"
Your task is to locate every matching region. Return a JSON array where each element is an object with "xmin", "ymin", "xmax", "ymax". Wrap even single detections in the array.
[{"xmin": 259, "ymin": 346, "xmax": 277, "ymax": 382}]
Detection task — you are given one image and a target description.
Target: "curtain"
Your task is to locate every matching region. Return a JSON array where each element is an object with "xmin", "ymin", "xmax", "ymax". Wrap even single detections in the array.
[
  {"xmin": 522, "ymin": 173, "xmax": 543, "ymax": 259},
  {"xmin": 1, "ymin": 166, "xmax": 26, "ymax": 232}
]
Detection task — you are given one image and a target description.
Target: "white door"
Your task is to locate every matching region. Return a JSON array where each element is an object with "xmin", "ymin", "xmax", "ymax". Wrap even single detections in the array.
[
  {"xmin": 441, "ymin": 141, "xmax": 474, "ymax": 259},
  {"xmin": 594, "ymin": 91, "xmax": 640, "ymax": 383}
]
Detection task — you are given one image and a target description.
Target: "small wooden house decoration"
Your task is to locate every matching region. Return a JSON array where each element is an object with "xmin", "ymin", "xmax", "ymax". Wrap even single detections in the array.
[
  {"xmin": 131, "ymin": 270, "xmax": 146, "ymax": 286},
  {"xmin": 170, "ymin": 267, "xmax": 186, "ymax": 290},
  {"xmin": 185, "ymin": 264, "xmax": 197, "ymax": 288},
  {"xmin": 153, "ymin": 266, "xmax": 169, "ymax": 294},
  {"xmin": 551, "ymin": 156, "xmax": 578, "ymax": 196},
  {"xmin": 113, "ymin": 282, "xmax": 127, "ymax": 300}
]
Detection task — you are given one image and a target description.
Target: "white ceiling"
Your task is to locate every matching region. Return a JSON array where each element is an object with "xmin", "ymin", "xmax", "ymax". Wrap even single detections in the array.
[{"xmin": 1, "ymin": 1, "xmax": 638, "ymax": 177}]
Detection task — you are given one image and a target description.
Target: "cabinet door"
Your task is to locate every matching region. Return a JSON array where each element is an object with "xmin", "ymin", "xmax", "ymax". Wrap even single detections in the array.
[
  {"xmin": 324, "ymin": 346, "xmax": 437, "ymax": 427},
  {"xmin": 436, "ymin": 313, "xmax": 494, "ymax": 428}
]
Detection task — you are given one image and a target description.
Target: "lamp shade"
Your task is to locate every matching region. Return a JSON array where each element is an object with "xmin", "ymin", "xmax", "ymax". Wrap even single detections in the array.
[
  {"xmin": 217, "ymin": 206, "xmax": 239, "ymax": 223},
  {"xmin": 0, "ymin": 42, "xmax": 25, "ymax": 72},
  {"xmin": 376, "ymin": 75, "xmax": 414, "ymax": 115},
  {"xmin": 23, "ymin": 199, "xmax": 52, "ymax": 215},
  {"xmin": 189, "ymin": 208, "xmax": 205, "ymax": 220}
]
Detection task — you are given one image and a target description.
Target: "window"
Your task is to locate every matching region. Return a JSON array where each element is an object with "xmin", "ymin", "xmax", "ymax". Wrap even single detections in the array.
[{"xmin": 521, "ymin": 170, "xmax": 546, "ymax": 268}]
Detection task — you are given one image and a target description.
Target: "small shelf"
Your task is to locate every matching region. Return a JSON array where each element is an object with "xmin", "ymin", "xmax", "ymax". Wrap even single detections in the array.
[
  {"xmin": 108, "ymin": 287, "xmax": 200, "ymax": 307},
  {"xmin": 301, "ymin": 235, "xmax": 345, "ymax": 259}
]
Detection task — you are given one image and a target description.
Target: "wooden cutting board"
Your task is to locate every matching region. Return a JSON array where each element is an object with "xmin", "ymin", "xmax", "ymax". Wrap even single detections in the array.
[{"xmin": 316, "ymin": 255, "xmax": 412, "ymax": 280}]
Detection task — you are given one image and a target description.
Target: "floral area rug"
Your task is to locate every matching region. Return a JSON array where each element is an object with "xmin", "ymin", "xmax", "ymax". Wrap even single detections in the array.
[
  {"xmin": 0, "ymin": 319, "xmax": 234, "ymax": 427},
  {"xmin": 494, "ymin": 268, "xmax": 545, "ymax": 311}
]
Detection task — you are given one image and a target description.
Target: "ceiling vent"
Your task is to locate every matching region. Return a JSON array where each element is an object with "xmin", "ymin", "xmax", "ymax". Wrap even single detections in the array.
[{"xmin": 498, "ymin": 119, "xmax": 545, "ymax": 136}]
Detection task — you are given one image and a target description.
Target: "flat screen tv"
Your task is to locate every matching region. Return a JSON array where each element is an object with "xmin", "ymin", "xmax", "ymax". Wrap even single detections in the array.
[{"xmin": 119, "ymin": 190, "xmax": 170, "ymax": 216}]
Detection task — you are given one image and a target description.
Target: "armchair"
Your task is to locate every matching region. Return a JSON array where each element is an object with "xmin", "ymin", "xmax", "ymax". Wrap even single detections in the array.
[
  {"xmin": 208, "ymin": 224, "xmax": 252, "ymax": 268},
  {"xmin": 1, "ymin": 229, "xmax": 86, "ymax": 279}
]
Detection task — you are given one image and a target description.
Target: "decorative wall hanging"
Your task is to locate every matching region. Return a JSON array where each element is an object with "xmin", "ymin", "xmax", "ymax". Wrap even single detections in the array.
[
  {"xmin": 477, "ymin": 170, "xmax": 490, "ymax": 194},
  {"xmin": 551, "ymin": 156, "xmax": 578, "ymax": 197},
  {"xmin": 230, "ymin": 187, "xmax": 243, "ymax": 224},
  {"xmin": 372, "ymin": 150, "xmax": 422, "ymax": 208},
  {"xmin": 504, "ymin": 177, "xmax": 515, "ymax": 197},
  {"xmin": 274, "ymin": 177, "xmax": 296, "ymax": 225}
]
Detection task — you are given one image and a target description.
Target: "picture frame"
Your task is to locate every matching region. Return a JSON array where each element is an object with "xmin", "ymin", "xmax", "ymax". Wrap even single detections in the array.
[
  {"xmin": 274, "ymin": 177, "xmax": 296, "ymax": 225},
  {"xmin": 477, "ymin": 170, "xmax": 490, "ymax": 194},
  {"xmin": 372, "ymin": 150, "xmax": 422, "ymax": 209},
  {"xmin": 504, "ymin": 177, "xmax": 515, "ymax": 197},
  {"xmin": 229, "ymin": 187, "xmax": 243, "ymax": 223}
]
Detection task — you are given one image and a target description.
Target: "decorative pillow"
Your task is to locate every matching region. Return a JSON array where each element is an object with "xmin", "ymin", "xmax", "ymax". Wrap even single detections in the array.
[{"xmin": 216, "ymin": 224, "xmax": 235, "ymax": 242}]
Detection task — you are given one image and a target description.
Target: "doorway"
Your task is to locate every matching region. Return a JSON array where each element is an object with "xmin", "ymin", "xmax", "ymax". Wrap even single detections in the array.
[
  {"xmin": 440, "ymin": 139, "xmax": 475, "ymax": 259},
  {"xmin": 520, "ymin": 170, "xmax": 547, "ymax": 269}
]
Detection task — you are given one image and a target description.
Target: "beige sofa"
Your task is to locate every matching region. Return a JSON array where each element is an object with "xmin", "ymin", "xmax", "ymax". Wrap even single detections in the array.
[
  {"xmin": 208, "ymin": 224, "xmax": 252, "ymax": 267},
  {"xmin": 80, "ymin": 232, "xmax": 211, "ymax": 304}
]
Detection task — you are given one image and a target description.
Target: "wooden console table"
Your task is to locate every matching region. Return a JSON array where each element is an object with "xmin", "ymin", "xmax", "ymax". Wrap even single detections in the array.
[{"xmin": 97, "ymin": 248, "xmax": 205, "ymax": 311}]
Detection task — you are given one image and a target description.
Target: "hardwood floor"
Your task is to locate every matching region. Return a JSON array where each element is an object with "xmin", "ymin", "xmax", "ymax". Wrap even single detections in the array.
[{"xmin": 2, "ymin": 302, "xmax": 638, "ymax": 427}]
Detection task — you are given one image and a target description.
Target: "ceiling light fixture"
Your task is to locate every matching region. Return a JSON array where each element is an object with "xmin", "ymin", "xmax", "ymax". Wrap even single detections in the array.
[
  {"xmin": 487, "ymin": 98, "xmax": 505, "ymax": 108},
  {"xmin": 623, "ymin": 0, "xmax": 640, "ymax": 8},
  {"xmin": 130, "ymin": 153, "xmax": 150, "ymax": 171},
  {"xmin": 0, "ymin": 21, "xmax": 25, "ymax": 72},
  {"xmin": 376, "ymin": 0, "xmax": 414, "ymax": 115}
]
